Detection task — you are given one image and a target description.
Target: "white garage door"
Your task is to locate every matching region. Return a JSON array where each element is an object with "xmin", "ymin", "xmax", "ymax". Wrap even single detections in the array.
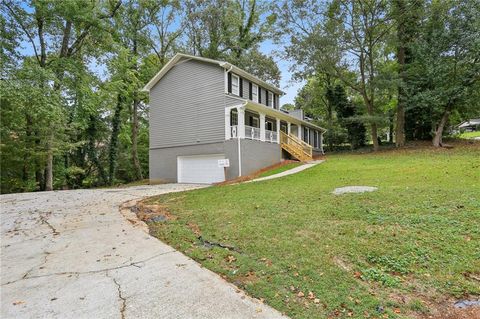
[{"xmin": 177, "ymin": 154, "xmax": 226, "ymax": 184}]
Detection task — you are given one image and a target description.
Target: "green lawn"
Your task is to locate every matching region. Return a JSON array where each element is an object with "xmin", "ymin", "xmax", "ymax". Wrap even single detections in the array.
[
  {"xmin": 257, "ymin": 162, "xmax": 302, "ymax": 178},
  {"xmin": 144, "ymin": 141, "xmax": 480, "ymax": 319},
  {"xmin": 458, "ymin": 131, "xmax": 480, "ymax": 139}
]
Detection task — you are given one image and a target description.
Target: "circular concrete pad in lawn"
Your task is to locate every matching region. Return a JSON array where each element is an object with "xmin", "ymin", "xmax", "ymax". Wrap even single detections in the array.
[{"xmin": 333, "ymin": 186, "xmax": 378, "ymax": 195}]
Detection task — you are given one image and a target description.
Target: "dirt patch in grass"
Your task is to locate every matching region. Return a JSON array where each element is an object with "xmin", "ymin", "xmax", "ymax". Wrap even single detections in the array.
[
  {"xmin": 134, "ymin": 201, "xmax": 177, "ymax": 222},
  {"xmin": 233, "ymin": 271, "xmax": 260, "ymax": 287},
  {"xmin": 418, "ymin": 298, "xmax": 480, "ymax": 319}
]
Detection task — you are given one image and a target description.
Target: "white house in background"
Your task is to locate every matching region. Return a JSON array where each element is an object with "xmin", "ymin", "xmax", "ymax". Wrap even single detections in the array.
[{"xmin": 142, "ymin": 53, "xmax": 326, "ymax": 184}]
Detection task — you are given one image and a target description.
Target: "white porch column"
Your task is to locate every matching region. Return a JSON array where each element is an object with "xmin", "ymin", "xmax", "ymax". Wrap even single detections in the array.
[
  {"xmin": 276, "ymin": 118, "xmax": 281, "ymax": 143},
  {"xmin": 225, "ymin": 108, "xmax": 231, "ymax": 140},
  {"xmin": 237, "ymin": 106, "xmax": 245, "ymax": 138},
  {"xmin": 287, "ymin": 122, "xmax": 291, "ymax": 135},
  {"xmin": 298, "ymin": 124, "xmax": 302, "ymax": 140},
  {"xmin": 260, "ymin": 113, "xmax": 266, "ymax": 141}
]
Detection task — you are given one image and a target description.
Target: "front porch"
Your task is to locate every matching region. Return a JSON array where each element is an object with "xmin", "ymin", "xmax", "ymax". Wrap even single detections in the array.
[{"xmin": 225, "ymin": 103, "xmax": 324, "ymax": 162}]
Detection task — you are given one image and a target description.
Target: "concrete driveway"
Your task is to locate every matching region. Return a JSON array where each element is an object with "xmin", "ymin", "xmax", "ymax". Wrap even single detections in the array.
[{"xmin": 1, "ymin": 185, "xmax": 285, "ymax": 319}]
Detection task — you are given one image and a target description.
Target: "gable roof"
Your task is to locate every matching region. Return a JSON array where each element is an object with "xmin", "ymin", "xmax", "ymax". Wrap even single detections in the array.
[{"xmin": 141, "ymin": 53, "xmax": 285, "ymax": 95}]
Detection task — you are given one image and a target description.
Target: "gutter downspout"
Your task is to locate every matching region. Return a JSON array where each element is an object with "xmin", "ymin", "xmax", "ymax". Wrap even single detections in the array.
[
  {"xmin": 238, "ymin": 135, "xmax": 242, "ymax": 177},
  {"xmin": 225, "ymin": 102, "xmax": 247, "ymax": 177},
  {"xmin": 237, "ymin": 101, "xmax": 247, "ymax": 177}
]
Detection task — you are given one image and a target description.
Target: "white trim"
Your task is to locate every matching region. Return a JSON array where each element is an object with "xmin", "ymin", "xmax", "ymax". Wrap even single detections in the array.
[
  {"xmin": 237, "ymin": 137, "xmax": 242, "ymax": 176},
  {"xmin": 260, "ymin": 113, "xmax": 266, "ymax": 142},
  {"xmin": 237, "ymin": 106, "xmax": 246, "ymax": 138},
  {"xmin": 231, "ymin": 74, "xmax": 240, "ymax": 96},
  {"xmin": 251, "ymin": 83, "xmax": 258, "ymax": 103},
  {"xmin": 276, "ymin": 118, "xmax": 281, "ymax": 144},
  {"xmin": 225, "ymin": 108, "xmax": 231, "ymax": 140}
]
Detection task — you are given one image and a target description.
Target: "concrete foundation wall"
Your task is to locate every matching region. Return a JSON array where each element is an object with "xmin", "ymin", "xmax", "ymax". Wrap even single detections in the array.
[
  {"xmin": 239, "ymin": 139, "xmax": 281, "ymax": 177},
  {"xmin": 150, "ymin": 139, "xmax": 282, "ymax": 183}
]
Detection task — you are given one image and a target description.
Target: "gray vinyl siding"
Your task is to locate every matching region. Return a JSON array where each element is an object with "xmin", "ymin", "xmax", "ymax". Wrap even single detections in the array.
[
  {"xmin": 225, "ymin": 95, "xmax": 244, "ymax": 108},
  {"xmin": 149, "ymin": 59, "xmax": 225, "ymax": 149}
]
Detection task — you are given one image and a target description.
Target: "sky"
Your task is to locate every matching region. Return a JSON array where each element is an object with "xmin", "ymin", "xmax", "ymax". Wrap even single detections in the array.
[{"xmin": 259, "ymin": 42, "xmax": 304, "ymax": 107}]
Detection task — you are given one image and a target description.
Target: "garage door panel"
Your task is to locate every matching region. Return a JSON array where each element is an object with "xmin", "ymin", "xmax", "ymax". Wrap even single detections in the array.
[{"xmin": 177, "ymin": 155, "xmax": 225, "ymax": 184}]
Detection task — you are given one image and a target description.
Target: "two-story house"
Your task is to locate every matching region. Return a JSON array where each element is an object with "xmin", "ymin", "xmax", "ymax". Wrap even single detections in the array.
[{"xmin": 142, "ymin": 53, "xmax": 326, "ymax": 184}]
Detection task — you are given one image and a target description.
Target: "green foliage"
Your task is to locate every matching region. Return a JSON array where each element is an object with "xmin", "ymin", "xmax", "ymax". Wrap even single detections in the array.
[
  {"xmin": 328, "ymin": 85, "xmax": 367, "ymax": 149},
  {"xmin": 360, "ymin": 268, "xmax": 401, "ymax": 287}
]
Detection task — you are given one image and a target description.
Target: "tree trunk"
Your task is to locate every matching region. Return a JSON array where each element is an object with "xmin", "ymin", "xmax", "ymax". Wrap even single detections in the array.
[
  {"xmin": 130, "ymin": 36, "xmax": 143, "ymax": 181},
  {"xmin": 108, "ymin": 95, "xmax": 123, "ymax": 185},
  {"xmin": 45, "ymin": 134, "xmax": 53, "ymax": 191},
  {"xmin": 87, "ymin": 115, "xmax": 108, "ymax": 185},
  {"xmin": 34, "ymin": 130, "xmax": 44, "ymax": 191},
  {"xmin": 389, "ymin": 111, "xmax": 394, "ymax": 143},
  {"xmin": 371, "ymin": 122, "xmax": 379, "ymax": 151},
  {"xmin": 131, "ymin": 97, "xmax": 143, "ymax": 180},
  {"xmin": 432, "ymin": 106, "xmax": 451, "ymax": 147},
  {"xmin": 23, "ymin": 114, "xmax": 33, "ymax": 184},
  {"xmin": 363, "ymin": 94, "xmax": 379, "ymax": 151},
  {"xmin": 395, "ymin": 0, "xmax": 407, "ymax": 147}
]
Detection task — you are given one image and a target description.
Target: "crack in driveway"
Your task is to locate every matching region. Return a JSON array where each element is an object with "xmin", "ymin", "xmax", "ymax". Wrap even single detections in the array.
[
  {"xmin": 2, "ymin": 250, "xmax": 176, "ymax": 286},
  {"xmin": 107, "ymin": 271, "xmax": 127, "ymax": 319}
]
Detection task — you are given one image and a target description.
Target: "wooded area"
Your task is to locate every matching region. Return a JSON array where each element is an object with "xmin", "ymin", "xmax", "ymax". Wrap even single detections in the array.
[{"xmin": 1, "ymin": 0, "xmax": 479, "ymax": 194}]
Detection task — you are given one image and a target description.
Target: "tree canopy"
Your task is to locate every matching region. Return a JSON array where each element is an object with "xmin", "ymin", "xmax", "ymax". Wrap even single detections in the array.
[{"xmin": 1, "ymin": 0, "xmax": 479, "ymax": 193}]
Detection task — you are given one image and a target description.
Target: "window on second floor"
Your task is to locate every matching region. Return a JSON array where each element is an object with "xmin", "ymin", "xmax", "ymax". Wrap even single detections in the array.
[
  {"xmin": 267, "ymin": 91, "xmax": 274, "ymax": 107},
  {"xmin": 231, "ymin": 74, "xmax": 240, "ymax": 96},
  {"xmin": 251, "ymin": 83, "xmax": 258, "ymax": 102}
]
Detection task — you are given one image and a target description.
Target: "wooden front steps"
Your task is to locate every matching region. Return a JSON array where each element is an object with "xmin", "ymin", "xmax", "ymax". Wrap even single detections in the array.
[{"xmin": 280, "ymin": 131, "xmax": 313, "ymax": 162}]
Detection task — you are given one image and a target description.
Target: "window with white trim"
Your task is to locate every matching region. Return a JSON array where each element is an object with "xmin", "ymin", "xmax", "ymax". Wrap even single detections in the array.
[
  {"xmin": 230, "ymin": 109, "xmax": 238, "ymax": 126},
  {"xmin": 267, "ymin": 91, "xmax": 274, "ymax": 107},
  {"xmin": 231, "ymin": 74, "xmax": 240, "ymax": 96},
  {"xmin": 251, "ymin": 83, "xmax": 258, "ymax": 102}
]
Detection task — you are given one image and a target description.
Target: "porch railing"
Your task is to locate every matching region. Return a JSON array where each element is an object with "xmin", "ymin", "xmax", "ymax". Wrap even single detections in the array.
[
  {"xmin": 229, "ymin": 125, "xmax": 278, "ymax": 143},
  {"xmin": 230, "ymin": 125, "xmax": 238, "ymax": 138},
  {"xmin": 245, "ymin": 125, "xmax": 261, "ymax": 140},
  {"xmin": 265, "ymin": 130, "xmax": 278, "ymax": 143}
]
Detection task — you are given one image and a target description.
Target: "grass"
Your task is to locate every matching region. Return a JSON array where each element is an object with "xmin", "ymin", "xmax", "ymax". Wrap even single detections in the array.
[
  {"xmin": 144, "ymin": 140, "xmax": 480, "ymax": 319},
  {"xmin": 257, "ymin": 162, "xmax": 302, "ymax": 178},
  {"xmin": 458, "ymin": 131, "xmax": 480, "ymax": 139}
]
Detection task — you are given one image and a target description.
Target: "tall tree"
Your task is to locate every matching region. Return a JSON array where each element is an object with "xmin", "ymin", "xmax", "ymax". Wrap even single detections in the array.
[
  {"xmin": 392, "ymin": 0, "xmax": 422, "ymax": 147},
  {"xmin": 2, "ymin": 0, "xmax": 121, "ymax": 190},
  {"xmin": 281, "ymin": 0, "xmax": 391, "ymax": 151},
  {"xmin": 409, "ymin": 0, "xmax": 480, "ymax": 147},
  {"xmin": 184, "ymin": 0, "xmax": 280, "ymax": 84}
]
